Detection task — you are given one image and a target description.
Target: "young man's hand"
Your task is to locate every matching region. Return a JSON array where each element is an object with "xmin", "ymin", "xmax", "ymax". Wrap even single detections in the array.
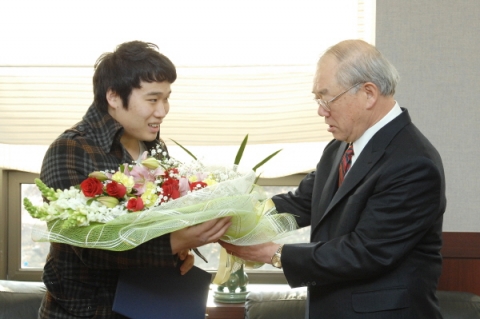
[{"xmin": 170, "ymin": 217, "xmax": 232, "ymax": 255}]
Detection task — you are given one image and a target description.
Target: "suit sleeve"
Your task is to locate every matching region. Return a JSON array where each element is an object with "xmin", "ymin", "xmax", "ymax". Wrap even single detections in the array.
[
  {"xmin": 282, "ymin": 155, "xmax": 444, "ymax": 287},
  {"xmin": 271, "ymin": 139, "xmax": 338, "ymax": 228},
  {"xmin": 272, "ymin": 171, "xmax": 315, "ymax": 228}
]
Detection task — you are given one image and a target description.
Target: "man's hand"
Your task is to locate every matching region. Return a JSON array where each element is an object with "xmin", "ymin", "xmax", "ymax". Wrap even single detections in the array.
[
  {"xmin": 170, "ymin": 217, "xmax": 232, "ymax": 255},
  {"xmin": 177, "ymin": 249, "xmax": 194, "ymax": 275},
  {"xmin": 219, "ymin": 241, "xmax": 281, "ymax": 265}
]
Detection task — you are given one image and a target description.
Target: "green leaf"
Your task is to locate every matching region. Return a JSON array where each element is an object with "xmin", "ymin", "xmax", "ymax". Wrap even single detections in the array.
[
  {"xmin": 252, "ymin": 149, "xmax": 282, "ymax": 172},
  {"xmin": 234, "ymin": 135, "xmax": 249, "ymax": 165},
  {"xmin": 253, "ymin": 172, "xmax": 262, "ymax": 185},
  {"xmin": 170, "ymin": 139, "xmax": 197, "ymax": 160}
]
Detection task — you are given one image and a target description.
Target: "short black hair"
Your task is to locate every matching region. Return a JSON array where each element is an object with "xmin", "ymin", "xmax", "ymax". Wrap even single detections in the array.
[{"xmin": 93, "ymin": 41, "xmax": 177, "ymax": 111}]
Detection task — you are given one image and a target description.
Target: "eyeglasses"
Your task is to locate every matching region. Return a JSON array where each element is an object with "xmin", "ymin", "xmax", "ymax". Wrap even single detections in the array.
[{"xmin": 314, "ymin": 82, "xmax": 363, "ymax": 112}]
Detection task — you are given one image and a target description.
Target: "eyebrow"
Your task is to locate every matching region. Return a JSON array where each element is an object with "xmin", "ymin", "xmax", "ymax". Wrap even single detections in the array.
[
  {"xmin": 312, "ymin": 88, "xmax": 329, "ymax": 97},
  {"xmin": 144, "ymin": 90, "xmax": 172, "ymax": 97}
]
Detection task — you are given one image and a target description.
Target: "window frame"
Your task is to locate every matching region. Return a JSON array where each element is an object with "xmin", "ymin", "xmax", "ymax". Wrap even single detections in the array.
[
  {"xmin": 5, "ymin": 170, "xmax": 43, "ymax": 281},
  {"xmin": 0, "ymin": 169, "xmax": 7, "ymax": 279}
]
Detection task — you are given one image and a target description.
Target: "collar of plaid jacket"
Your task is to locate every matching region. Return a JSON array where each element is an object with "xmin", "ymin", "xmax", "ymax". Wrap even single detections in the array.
[
  {"xmin": 76, "ymin": 103, "xmax": 125, "ymax": 154},
  {"xmin": 77, "ymin": 102, "xmax": 166, "ymax": 158}
]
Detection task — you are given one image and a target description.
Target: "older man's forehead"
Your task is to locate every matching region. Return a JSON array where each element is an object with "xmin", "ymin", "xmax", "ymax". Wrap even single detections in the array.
[
  {"xmin": 313, "ymin": 56, "xmax": 339, "ymax": 94},
  {"xmin": 312, "ymin": 74, "xmax": 331, "ymax": 96}
]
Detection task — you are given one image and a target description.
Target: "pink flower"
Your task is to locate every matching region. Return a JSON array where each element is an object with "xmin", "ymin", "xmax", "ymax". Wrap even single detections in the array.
[
  {"xmin": 124, "ymin": 165, "xmax": 164, "ymax": 195},
  {"xmin": 178, "ymin": 177, "xmax": 191, "ymax": 197}
]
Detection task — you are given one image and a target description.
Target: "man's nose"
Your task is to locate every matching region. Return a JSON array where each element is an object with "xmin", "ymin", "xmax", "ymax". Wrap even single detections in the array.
[
  {"xmin": 155, "ymin": 103, "xmax": 167, "ymax": 117},
  {"xmin": 318, "ymin": 106, "xmax": 329, "ymax": 117}
]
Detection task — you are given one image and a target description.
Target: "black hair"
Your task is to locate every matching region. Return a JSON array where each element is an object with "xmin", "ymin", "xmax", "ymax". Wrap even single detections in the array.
[{"xmin": 93, "ymin": 41, "xmax": 177, "ymax": 111}]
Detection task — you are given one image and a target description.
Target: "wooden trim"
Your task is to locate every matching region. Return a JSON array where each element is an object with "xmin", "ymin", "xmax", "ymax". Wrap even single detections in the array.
[
  {"xmin": 438, "ymin": 259, "xmax": 480, "ymax": 295},
  {"xmin": 441, "ymin": 232, "xmax": 480, "ymax": 258},
  {"xmin": 206, "ymin": 289, "xmax": 245, "ymax": 319},
  {"xmin": 206, "ymin": 302, "xmax": 244, "ymax": 319},
  {"xmin": 438, "ymin": 232, "xmax": 480, "ymax": 295}
]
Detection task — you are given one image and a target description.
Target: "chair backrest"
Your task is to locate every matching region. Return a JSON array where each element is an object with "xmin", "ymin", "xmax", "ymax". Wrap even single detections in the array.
[
  {"xmin": 0, "ymin": 280, "xmax": 46, "ymax": 319},
  {"xmin": 244, "ymin": 289, "xmax": 480, "ymax": 319}
]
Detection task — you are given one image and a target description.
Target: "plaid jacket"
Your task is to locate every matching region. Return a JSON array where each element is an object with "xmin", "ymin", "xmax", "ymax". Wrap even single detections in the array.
[{"xmin": 38, "ymin": 103, "xmax": 176, "ymax": 319}]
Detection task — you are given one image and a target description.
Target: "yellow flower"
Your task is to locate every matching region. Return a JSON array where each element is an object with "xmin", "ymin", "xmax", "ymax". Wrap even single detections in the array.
[
  {"xmin": 141, "ymin": 182, "xmax": 159, "ymax": 207},
  {"xmin": 111, "ymin": 172, "xmax": 134, "ymax": 192},
  {"xmin": 97, "ymin": 196, "xmax": 119, "ymax": 208},
  {"xmin": 188, "ymin": 176, "xmax": 198, "ymax": 182},
  {"xmin": 141, "ymin": 157, "xmax": 161, "ymax": 169},
  {"xmin": 203, "ymin": 178, "xmax": 218, "ymax": 186}
]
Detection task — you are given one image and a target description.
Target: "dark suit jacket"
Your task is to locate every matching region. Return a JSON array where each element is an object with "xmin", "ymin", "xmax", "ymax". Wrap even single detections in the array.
[{"xmin": 273, "ymin": 109, "xmax": 446, "ymax": 318}]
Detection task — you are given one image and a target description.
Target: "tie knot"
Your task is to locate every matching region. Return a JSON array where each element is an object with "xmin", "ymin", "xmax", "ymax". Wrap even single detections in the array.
[
  {"xmin": 338, "ymin": 143, "xmax": 354, "ymax": 187},
  {"xmin": 345, "ymin": 143, "xmax": 354, "ymax": 158}
]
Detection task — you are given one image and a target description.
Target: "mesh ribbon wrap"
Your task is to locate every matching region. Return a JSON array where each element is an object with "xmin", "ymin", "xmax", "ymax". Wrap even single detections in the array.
[{"xmin": 29, "ymin": 168, "xmax": 298, "ymax": 283}]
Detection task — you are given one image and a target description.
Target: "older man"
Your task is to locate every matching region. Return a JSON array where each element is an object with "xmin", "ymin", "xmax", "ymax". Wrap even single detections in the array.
[{"xmin": 221, "ymin": 39, "xmax": 446, "ymax": 318}]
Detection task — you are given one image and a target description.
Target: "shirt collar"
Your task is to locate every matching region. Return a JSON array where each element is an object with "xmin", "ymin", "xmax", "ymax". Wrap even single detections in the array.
[{"xmin": 351, "ymin": 101, "xmax": 402, "ymax": 165}]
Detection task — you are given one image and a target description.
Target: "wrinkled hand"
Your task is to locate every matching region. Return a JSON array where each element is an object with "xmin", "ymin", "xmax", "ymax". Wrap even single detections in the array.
[
  {"xmin": 171, "ymin": 217, "xmax": 232, "ymax": 255},
  {"xmin": 177, "ymin": 249, "xmax": 194, "ymax": 275},
  {"xmin": 219, "ymin": 241, "xmax": 280, "ymax": 265}
]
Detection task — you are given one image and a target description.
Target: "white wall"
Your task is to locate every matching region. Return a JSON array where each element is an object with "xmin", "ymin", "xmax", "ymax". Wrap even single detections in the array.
[{"xmin": 376, "ymin": 1, "xmax": 480, "ymax": 231}]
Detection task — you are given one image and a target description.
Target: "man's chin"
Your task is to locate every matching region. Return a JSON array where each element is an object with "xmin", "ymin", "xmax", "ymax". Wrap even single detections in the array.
[{"xmin": 144, "ymin": 133, "xmax": 159, "ymax": 142}]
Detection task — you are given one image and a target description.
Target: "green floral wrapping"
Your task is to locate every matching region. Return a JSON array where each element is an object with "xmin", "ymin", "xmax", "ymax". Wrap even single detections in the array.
[{"xmin": 26, "ymin": 169, "xmax": 298, "ymax": 283}]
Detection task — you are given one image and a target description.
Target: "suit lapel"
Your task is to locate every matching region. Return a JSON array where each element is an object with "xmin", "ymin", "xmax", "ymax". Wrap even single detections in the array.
[
  {"xmin": 312, "ymin": 108, "xmax": 412, "ymax": 233},
  {"xmin": 328, "ymin": 144, "xmax": 383, "ymax": 210},
  {"xmin": 315, "ymin": 142, "xmax": 384, "ymax": 227},
  {"xmin": 311, "ymin": 144, "xmax": 346, "ymax": 227}
]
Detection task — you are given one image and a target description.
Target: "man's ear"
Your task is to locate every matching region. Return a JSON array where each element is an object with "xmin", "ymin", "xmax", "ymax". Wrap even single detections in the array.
[
  {"xmin": 106, "ymin": 89, "xmax": 121, "ymax": 109},
  {"xmin": 363, "ymin": 82, "xmax": 378, "ymax": 109}
]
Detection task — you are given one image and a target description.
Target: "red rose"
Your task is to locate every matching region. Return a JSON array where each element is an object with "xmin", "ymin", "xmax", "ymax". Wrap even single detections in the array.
[
  {"xmin": 190, "ymin": 181, "xmax": 208, "ymax": 191},
  {"xmin": 127, "ymin": 197, "xmax": 144, "ymax": 212},
  {"xmin": 162, "ymin": 178, "xmax": 180, "ymax": 199},
  {"xmin": 165, "ymin": 168, "xmax": 179, "ymax": 178},
  {"xmin": 106, "ymin": 181, "xmax": 127, "ymax": 198},
  {"xmin": 80, "ymin": 177, "xmax": 104, "ymax": 197}
]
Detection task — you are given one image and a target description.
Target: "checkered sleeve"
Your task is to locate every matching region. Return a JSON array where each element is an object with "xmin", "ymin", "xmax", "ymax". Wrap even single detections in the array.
[
  {"xmin": 71, "ymin": 235, "xmax": 177, "ymax": 270},
  {"xmin": 40, "ymin": 137, "xmax": 91, "ymax": 191},
  {"xmin": 40, "ymin": 135, "xmax": 177, "ymax": 270}
]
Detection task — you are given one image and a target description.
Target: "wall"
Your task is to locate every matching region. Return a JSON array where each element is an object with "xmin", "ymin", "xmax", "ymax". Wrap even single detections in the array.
[{"xmin": 376, "ymin": 1, "xmax": 480, "ymax": 231}]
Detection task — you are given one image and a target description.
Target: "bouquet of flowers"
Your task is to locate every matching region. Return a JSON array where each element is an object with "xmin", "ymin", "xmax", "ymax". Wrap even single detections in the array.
[{"xmin": 24, "ymin": 135, "xmax": 298, "ymax": 283}]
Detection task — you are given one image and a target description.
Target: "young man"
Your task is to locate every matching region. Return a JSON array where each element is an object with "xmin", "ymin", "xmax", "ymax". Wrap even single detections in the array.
[
  {"xmin": 221, "ymin": 40, "xmax": 446, "ymax": 318},
  {"xmin": 39, "ymin": 41, "xmax": 231, "ymax": 318}
]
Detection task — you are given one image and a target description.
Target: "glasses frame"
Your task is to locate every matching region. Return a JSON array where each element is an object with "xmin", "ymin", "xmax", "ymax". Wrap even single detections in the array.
[{"xmin": 314, "ymin": 82, "xmax": 363, "ymax": 112}]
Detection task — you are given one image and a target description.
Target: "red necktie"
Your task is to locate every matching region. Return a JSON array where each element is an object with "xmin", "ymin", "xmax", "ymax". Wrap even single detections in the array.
[{"xmin": 338, "ymin": 143, "xmax": 354, "ymax": 187}]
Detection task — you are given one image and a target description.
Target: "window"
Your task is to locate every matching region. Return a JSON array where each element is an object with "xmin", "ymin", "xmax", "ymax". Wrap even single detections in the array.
[
  {"xmin": 4, "ymin": 171, "xmax": 45, "ymax": 281},
  {"xmin": 0, "ymin": 0, "xmax": 376, "ymax": 282}
]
